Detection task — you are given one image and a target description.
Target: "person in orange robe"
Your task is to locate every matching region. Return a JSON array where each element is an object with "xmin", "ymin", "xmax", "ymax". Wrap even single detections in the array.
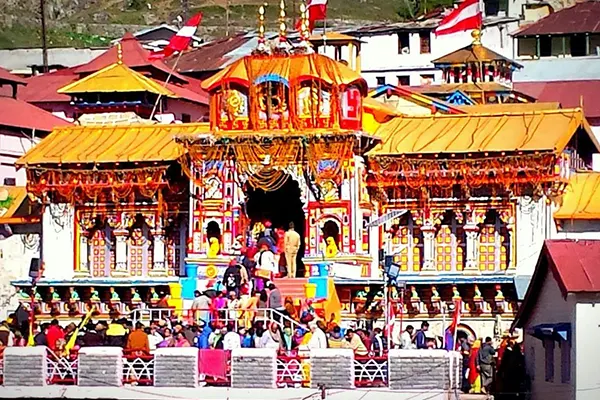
[{"xmin": 468, "ymin": 339, "xmax": 482, "ymax": 393}]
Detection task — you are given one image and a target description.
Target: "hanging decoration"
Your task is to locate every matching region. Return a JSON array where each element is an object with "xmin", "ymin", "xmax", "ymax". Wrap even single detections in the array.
[
  {"xmin": 367, "ymin": 152, "xmax": 568, "ymax": 200},
  {"xmin": 26, "ymin": 166, "xmax": 169, "ymax": 203}
]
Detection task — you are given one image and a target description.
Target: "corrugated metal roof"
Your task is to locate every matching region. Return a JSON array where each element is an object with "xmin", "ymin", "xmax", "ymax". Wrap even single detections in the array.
[
  {"xmin": 513, "ymin": 58, "xmax": 600, "ymax": 82},
  {"xmin": 0, "ymin": 67, "xmax": 27, "ymax": 85},
  {"xmin": 514, "ymin": 1, "xmax": 600, "ymax": 36},
  {"xmin": 0, "ymin": 96, "xmax": 71, "ymax": 132},
  {"xmin": 514, "ymin": 80, "xmax": 600, "ymax": 119},
  {"xmin": 554, "ymin": 171, "xmax": 600, "ymax": 220},
  {"xmin": 513, "ymin": 239, "xmax": 600, "ymax": 329}
]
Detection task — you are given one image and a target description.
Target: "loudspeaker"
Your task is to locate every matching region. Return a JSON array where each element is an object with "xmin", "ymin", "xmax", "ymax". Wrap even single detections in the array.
[{"xmin": 29, "ymin": 258, "xmax": 40, "ymax": 278}]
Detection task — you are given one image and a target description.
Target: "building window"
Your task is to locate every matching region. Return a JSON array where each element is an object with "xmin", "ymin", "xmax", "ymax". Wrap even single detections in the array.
[
  {"xmin": 420, "ymin": 74, "xmax": 435, "ymax": 85},
  {"xmin": 181, "ymin": 113, "xmax": 191, "ymax": 123},
  {"xmin": 544, "ymin": 339, "xmax": 555, "ymax": 382},
  {"xmin": 376, "ymin": 76, "xmax": 386, "ymax": 86},
  {"xmin": 571, "ymin": 34, "xmax": 587, "ymax": 57},
  {"xmin": 419, "ymin": 32, "xmax": 431, "ymax": 54},
  {"xmin": 560, "ymin": 340, "xmax": 571, "ymax": 383},
  {"xmin": 397, "ymin": 75, "xmax": 410, "ymax": 86},
  {"xmin": 517, "ymin": 38, "xmax": 537, "ymax": 58},
  {"xmin": 390, "ymin": 213, "xmax": 423, "ymax": 272},
  {"xmin": 398, "ymin": 32, "xmax": 410, "ymax": 54},
  {"xmin": 540, "ymin": 36, "xmax": 552, "ymax": 57}
]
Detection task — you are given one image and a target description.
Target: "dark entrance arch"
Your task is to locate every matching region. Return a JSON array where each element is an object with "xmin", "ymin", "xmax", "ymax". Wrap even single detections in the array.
[{"xmin": 245, "ymin": 175, "xmax": 306, "ymax": 276}]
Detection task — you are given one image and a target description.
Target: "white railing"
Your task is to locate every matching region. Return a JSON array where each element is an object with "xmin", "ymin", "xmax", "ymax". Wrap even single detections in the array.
[
  {"xmin": 276, "ymin": 355, "xmax": 310, "ymax": 387},
  {"xmin": 47, "ymin": 350, "xmax": 78, "ymax": 385},
  {"xmin": 130, "ymin": 308, "xmax": 305, "ymax": 333},
  {"xmin": 353, "ymin": 356, "xmax": 388, "ymax": 387},
  {"xmin": 122, "ymin": 354, "xmax": 154, "ymax": 385}
]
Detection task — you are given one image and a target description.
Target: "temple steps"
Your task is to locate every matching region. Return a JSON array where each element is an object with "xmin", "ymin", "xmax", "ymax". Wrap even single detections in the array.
[{"xmin": 272, "ymin": 277, "xmax": 309, "ymax": 301}]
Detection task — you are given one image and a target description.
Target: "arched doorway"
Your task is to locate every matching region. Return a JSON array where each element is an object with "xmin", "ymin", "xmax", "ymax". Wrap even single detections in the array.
[
  {"xmin": 322, "ymin": 219, "xmax": 340, "ymax": 248},
  {"xmin": 245, "ymin": 174, "xmax": 306, "ymax": 276}
]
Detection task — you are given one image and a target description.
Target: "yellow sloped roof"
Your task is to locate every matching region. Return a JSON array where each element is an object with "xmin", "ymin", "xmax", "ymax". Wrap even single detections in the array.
[
  {"xmin": 0, "ymin": 186, "xmax": 39, "ymax": 224},
  {"xmin": 201, "ymin": 53, "xmax": 367, "ymax": 94},
  {"xmin": 58, "ymin": 62, "xmax": 176, "ymax": 97},
  {"xmin": 16, "ymin": 123, "xmax": 210, "ymax": 166},
  {"xmin": 555, "ymin": 172, "xmax": 600, "ymax": 220},
  {"xmin": 368, "ymin": 108, "xmax": 597, "ymax": 156},
  {"xmin": 457, "ymin": 102, "xmax": 562, "ymax": 114}
]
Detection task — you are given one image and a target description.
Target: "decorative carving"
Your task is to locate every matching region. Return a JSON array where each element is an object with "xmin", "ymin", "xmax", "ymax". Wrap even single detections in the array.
[
  {"xmin": 109, "ymin": 287, "xmax": 120, "ymax": 302},
  {"xmin": 324, "ymin": 237, "xmax": 339, "ymax": 258},
  {"xmin": 208, "ymin": 237, "xmax": 221, "ymax": 257},
  {"xmin": 320, "ymin": 180, "xmax": 339, "ymax": 202},
  {"xmin": 204, "ymin": 175, "xmax": 223, "ymax": 200}
]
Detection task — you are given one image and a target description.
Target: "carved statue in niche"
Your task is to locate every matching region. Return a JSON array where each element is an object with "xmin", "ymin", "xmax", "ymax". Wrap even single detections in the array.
[
  {"xmin": 324, "ymin": 236, "xmax": 339, "ymax": 258},
  {"xmin": 222, "ymin": 89, "xmax": 248, "ymax": 120},
  {"xmin": 257, "ymin": 82, "xmax": 289, "ymax": 127},
  {"xmin": 298, "ymin": 84, "xmax": 331, "ymax": 117},
  {"xmin": 204, "ymin": 175, "xmax": 222, "ymax": 200},
  {"xmin": 207, "ymin": 237, "xmax": 221, "ymax": 257},
  {"xmin": 320, "ymin": 180, "xmax": 339, "ymax": 202}
]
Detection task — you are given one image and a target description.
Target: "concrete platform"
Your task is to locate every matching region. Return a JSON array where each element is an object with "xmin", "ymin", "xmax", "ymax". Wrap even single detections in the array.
[{"xmin": 0, "ymin": 386, "xmax": 460, "ymax": 400}]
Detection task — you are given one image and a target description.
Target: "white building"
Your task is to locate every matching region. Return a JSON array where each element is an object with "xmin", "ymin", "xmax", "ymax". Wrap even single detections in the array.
[{"xmin": 512, "ymin": 239, "xmax": 600, "ymax": 400}]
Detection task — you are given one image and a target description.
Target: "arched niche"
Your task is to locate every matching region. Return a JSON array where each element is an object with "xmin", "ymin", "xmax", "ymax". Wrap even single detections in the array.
[
  {"xmin": 320, "ymin": 217, "xmax": 341, "ymax": 249},
  {"xmin": 216, "ymin": 82, "xmax": 249, "ymax": 130},
  {"xmin": 254, "ymin": 75, "xmax": 290, "ymax": 130},
  {"xmin": 296, "ymin": 79, "xmax": 332, "ymax": 129}
]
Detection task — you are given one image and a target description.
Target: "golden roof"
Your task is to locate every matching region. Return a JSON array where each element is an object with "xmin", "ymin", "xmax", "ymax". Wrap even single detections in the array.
[
  {"xmin": 555, "ymin": 172, "xmax": 600, "ymax": 220},
  {"xmin": 201, "ymin": 53, "xmax": 367, "ymax": 93},
  {"xmin": 368, "ymin": 108, "xmax": 597, "ymax": 156},
  {"xmin": 432, "ymin": 43, "xmax": 522, "ymax": 68},
  {"xmin": 58, "ymin": 62, "xmax": 176, "ymax": 96},
  {"xmin": 457, "ymin": 102, "xmax": 561, "ymax": 113},
  {"xmin": 308, "ymin": 32, "xmax": 363, "ymax": 45},
  {"xmin": 363, "ymin": 97, "xmax": 402, "ymax": 122},
  {"xmin": 0, "ymin": 186, "xmax": 39, "ymax": 224},
  {"xmin": 17, "ymin": 123, "xmax": 210, "ymax": 166}
]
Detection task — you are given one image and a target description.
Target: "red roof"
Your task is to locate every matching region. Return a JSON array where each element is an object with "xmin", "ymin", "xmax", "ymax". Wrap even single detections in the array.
[
  {"xmin": 19, "ymin": 68, "xmax": 78, "ymax": 103},
  {"xmin": 514, "ymin": 1, "xmax": 600, "ymax": 36},
  {"xmin": 514, "ymin": 80, "xmax": 600, "ymax": 119},
  {"xmin": 0, "ymin": 67, "xmax": 27, "ymax": 85},
  {"xmin": 0, "ymin": 96, "xmax": 71, "ymax": 131},
  {"xmin": 74, "ymin": 33, "xmax": 189, "ymax": 83},
  {"xmin": 512, "ymin": 239, "xmax": 600, "ymax": 329},
  {"xmin": 172, "ymin": 33, "xmax": 252, "ymax": 74}
]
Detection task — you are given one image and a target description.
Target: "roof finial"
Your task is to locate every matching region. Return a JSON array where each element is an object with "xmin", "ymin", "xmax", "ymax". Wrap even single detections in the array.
[
  {"xmin": 299, "ymin": 2, "xmax": 310, "ymax": 42},
  {"xmin": 117, "ymin": 42, "xmax": 123, "ymax": 64},
  {"xmin": 278, "ymin": 0, "xmax": 287, "ymax": 43},
  {"xmin": 471, "ymin": 29, "xmax": 482, "ymax": 46},
  {"xmin": 257, "ymin": 4, "xmax": 266, "ymax": 52}
]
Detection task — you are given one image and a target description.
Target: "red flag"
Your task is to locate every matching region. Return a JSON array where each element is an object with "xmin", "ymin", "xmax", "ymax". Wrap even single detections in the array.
[
  {"xmin": 150, "ymin": 13, "xmax": 202, "ymax": 59},
  {"xmin": 434, "ymin": 0, "xmax": 482, "ymax": 36},
  {"xmin": 295, "ymin": 0, "xmax": 328, "ymax": 34}
]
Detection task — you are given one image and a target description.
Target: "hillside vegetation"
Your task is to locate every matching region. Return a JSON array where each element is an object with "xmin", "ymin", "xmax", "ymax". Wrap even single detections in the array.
[{"xmin": 0, "ymin": 0, "xmax": 453, "ymax": 48}]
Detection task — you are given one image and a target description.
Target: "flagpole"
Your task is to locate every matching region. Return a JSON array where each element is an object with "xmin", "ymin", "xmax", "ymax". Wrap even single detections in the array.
[{"xmin": 150, "ymin": 50, "xmax": 184, "ymax": 121}]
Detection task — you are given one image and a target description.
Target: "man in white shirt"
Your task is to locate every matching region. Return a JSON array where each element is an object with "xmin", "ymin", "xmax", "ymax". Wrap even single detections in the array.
[
  {"xmin": 223, "ymin": 326, "xmax": 241, "ymax": 350},
  {"xmin": 401, "ymin": 325, "xmax": 416, "ymax": 349},
  {"xmin": 307, "ymin": 321, "xmax": 327, "ymax": 349},
  {"xmin": 255, "ymin": 243, "xmax": 277, "ymax": 275}
]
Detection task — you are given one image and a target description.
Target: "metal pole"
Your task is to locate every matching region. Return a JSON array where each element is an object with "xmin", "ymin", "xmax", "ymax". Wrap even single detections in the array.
[
  {"xmin": 40, "ymin": 0, "xmax": 49, "ymax": 73},
  {"xmin": 149, "ymin": 50, "xmax": 184, "ymax": 120}
]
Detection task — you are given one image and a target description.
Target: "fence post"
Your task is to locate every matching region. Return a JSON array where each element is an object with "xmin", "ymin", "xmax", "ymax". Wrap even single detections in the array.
[
  {"xmin": 154, "ymin": 347, "xmax": 199, "ymax": 387},
  {"xmin": 309, "ymin": 348, "xmax": 354, "ymax": 389},
  {"xmin": 78, "ymin": 347, "xmax": 123, "ymax": 387},
  {"xmin": 3, "ymin": 346, "xmax": 48, "ymax": 386},
  {"xmin": 231, "ymin": 347, "xmax": 277, "ymax": 388}
]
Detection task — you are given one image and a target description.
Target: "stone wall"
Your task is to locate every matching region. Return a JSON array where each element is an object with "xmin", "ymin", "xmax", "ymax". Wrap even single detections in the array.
[
  {"xmin": 231, "ymin": 348, "xmax": 277, "ymax": 388},
  {"xmin": 3, "ymin": 346, "xmax": 47, "ymax": 387},
  {"xmin": 154, "ymin": 347, "xmax": 198, "ymax": 388},
  {"xmin": 78, "ymin": 347, "xmax": 123, "ymax": 387},
  {"xmin": 388, "ymin": 349, "xmax": 461, "ymax": 391},
  {"xmin": 309, "ymin": 348, "xmax": 354, "ymax": 389}
]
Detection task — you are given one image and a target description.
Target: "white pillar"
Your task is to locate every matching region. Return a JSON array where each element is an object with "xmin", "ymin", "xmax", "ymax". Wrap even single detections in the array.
[
  {"xmin": 464, "ymin": 225, "xmax": 480, "ymax": 272},
  {"xmin": 153, "ymin": 231, "xmax": 166, "ymax": 270},
  {"xmin": 115, "ymin": 232, "xmax": 128, "ymax": 271},
  {"xmin": 421, "ymin": 225, "xmax": 436, "ymax": 272}
]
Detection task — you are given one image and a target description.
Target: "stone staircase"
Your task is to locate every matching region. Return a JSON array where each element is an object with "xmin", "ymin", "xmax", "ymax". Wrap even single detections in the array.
[{"xmin": 272, "ymin": 277, "xmax": 309, "ymax": 301}]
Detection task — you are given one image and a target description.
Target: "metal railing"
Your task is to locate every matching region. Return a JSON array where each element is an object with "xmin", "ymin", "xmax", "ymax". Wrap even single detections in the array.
[
  {"xmin": 354, "ymin": 356, "xmax": 388, "ymax": 387},
  {"xmin": 123, "ymin": 353, "xmax": 154, "ymax": 386},
  {"xmin": 130, "ymin": 308, "xmax": 305, "ymax": 332},
  {"xmin": 47, "ymin": 349, "xmax": 78, "ymax": 385},
  {"xmin": 276, "ymin": 354, "xmax": 310, "ymax": 387}
]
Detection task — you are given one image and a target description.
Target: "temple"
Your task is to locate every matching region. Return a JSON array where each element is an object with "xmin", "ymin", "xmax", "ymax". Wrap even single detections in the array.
[{"xmin": 8, "ymin": 6, "xmax": 600, "ymax": 340}]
